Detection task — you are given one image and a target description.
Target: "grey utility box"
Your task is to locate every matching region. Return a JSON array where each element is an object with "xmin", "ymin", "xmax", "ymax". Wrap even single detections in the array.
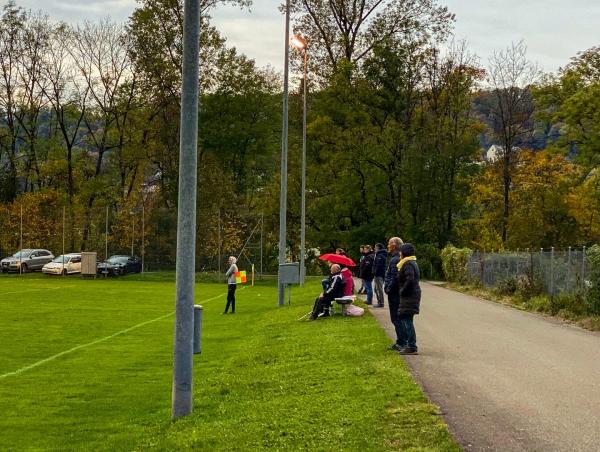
[
  {"xmin": 81, "ymin": 252, "xmax": 97, "ymax": 278},
  {"xmin": 279, "ymin": 262, "xmax": 300, "ymax": 285}
]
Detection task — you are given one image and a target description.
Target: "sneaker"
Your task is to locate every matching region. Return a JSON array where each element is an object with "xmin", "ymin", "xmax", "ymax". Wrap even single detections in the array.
[
  {"xmin": 388, "ymin": 343, "xmax": 403, "ymax": 351},
  {"xmin": 398, "ymin": 347, "xmax": 418, "ymax": 355},
  {"xmin": 374, "ymin": 304, "xmax": 384, "ymax": 308}
]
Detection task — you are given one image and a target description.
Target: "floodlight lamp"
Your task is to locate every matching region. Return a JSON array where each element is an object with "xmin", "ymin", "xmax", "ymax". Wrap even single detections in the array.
[{"xmin": 291, "ymin": 35, "xmax": 308, "ymax": 51}]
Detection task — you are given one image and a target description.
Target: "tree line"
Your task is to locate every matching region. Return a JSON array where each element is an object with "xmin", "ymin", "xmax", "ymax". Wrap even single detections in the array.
[{"xmin": 0, "ymin": 0, "xmax": 598, "ymax": 272}]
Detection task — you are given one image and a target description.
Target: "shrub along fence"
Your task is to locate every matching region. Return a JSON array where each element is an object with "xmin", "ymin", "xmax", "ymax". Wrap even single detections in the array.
[{"xmin": 442, "ymin": 245, "xmax": 600, "ymax": 316}]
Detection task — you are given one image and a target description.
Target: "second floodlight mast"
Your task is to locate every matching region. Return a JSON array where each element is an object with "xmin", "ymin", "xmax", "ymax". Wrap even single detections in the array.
[
  {"xmin": 278, "ymin": 0, "xmax": 291, "ymax": 306},
  {"xmin": 291, "ymin": 35, "xmax": 308, "ymax": 286}
]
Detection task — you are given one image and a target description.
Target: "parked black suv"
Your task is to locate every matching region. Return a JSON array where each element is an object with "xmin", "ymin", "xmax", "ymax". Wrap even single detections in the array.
[{"xmin": 97, "ymin": 255, "xmax": 142, "ymax": 276}]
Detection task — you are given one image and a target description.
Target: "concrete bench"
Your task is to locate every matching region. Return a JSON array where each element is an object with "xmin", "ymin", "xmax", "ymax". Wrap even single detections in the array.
[{"xmin": 334, "ymin": 296, "xmax": 356, "ymax": 316}]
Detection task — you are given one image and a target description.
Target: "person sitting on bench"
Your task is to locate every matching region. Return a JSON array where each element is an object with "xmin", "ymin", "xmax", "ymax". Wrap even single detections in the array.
[{"xmin": 310, "ymin": 264, "xmax": 345, "ymax": 320}]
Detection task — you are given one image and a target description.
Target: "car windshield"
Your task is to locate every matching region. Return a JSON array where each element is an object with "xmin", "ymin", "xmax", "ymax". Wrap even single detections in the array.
[
  {"xmin": 107, "ymin": 256, "xmax": 129, "ymax": 264},
  {"xmin": 52, "ymin": 255, "xmax": 71, "ymax": 263},
  {"xmin": 12, "ymin": 250, "xmax": 31, "ymax": 258}
]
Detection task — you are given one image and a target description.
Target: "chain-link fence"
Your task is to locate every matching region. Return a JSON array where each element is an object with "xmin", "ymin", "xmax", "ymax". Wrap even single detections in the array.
[
  {"xmin": 467, "ymin": 248, "xmax": 590, "ymax": 296},
  {"xmin": 0, "ymin": 202, "xmax": 273, "ymax": 278}
]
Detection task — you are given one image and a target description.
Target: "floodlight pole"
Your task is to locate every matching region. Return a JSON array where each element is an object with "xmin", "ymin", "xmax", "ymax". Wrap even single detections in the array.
[
  {"xmin": 300, "ymin": 48, "xmax": 308, "ymax": 286},
  {"xmin": 105, "ymin": 205, "xmax": 109, "ymax": 261},
  {"xmin": 19, "ymin": 204, "xmax": 22, "ymax": 275},
  {"xmin": 131, "ymin": 214, "xmax": 135, "ymax": 256},
  {"xmin": 278, "ymin": 0, "xmax": 291, "ymax": 306},
  {"xmin": 62, "ymin": 206, "xmax": 65, "ymax": 275},
  {"xmin": 141, "ymin": 202, "xmax": 145, "ymax": 274},
  {"xmin": 172, "ymin": 0, "xmax": 200, "ymax": 420}
]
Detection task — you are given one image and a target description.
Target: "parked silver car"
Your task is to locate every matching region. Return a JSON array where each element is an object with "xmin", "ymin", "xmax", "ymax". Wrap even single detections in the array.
[{"xmin": 1, "ymin": 249, "xmax": 55, "ymax": 273}]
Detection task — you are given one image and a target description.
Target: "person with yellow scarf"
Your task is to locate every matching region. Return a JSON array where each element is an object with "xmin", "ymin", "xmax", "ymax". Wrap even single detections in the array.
[{"xmin": 395, "ymin": 243, "xmax": 421, "ymax": 355}]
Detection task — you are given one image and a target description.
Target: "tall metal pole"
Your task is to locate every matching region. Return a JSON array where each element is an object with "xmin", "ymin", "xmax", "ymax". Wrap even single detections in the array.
[
  {"xmin": 19, "ymin": 204, "xmax": 22, "ymax": 275},
  {"xmin": 300, "ymin": 49, "xmax": 308, "ymax": 287},
  {"xmin": 141, "ymin": 203, "xmax": 145, "ymax": 274},
  {"xmin": 217, "ymin": 209, "xmax": 221, "ymax": 279},
  {"xmin": 260, "ymin": 212, "xmax": 264, "ymax": 280},
  {"xmin": 278, "ymin": 0, "xmax": 291, "ymax": 306},
  {"xmin": 105, "ymin": 205, "xmax": 108, "ymax": 261},
  {"xmin": 62, "ymin": 206, "xmax": 65, "ymax": 275},
  {"xmin": 172, "ymin": 0, "xmax": 200, "ymax": 420},
  {"xmin": 131, "ymin": 214, "xmax": 135, "ymax": 256}
]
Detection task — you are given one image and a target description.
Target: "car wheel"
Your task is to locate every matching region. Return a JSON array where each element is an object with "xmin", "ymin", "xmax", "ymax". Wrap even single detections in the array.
[
  {"xmin": 62, "ymin": 269, "xmax": 68, "ymax": 276},
  {"xmin": 21, "ymin": 263, "xmax": 28, "ymax": 273},
  {"xmin": 1, "ymin": 269, "xmax": 7, "ymax": 274}
]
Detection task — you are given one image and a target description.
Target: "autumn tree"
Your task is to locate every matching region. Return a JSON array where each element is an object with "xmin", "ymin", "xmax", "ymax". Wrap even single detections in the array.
[
  {"xmin": 290, "ymin": 0, "xmax": 454, "ymax": 81},
  {"xmin": 486, "ymin": 40, "xmax": 540, "ymax": 244}
]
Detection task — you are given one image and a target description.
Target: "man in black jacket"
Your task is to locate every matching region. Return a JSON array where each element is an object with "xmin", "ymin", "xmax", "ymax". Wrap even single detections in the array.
[
  {"xmin": 372, "ymin": 243, "xmax": 387, "ymax": 307},
  {"xmin": 309, "ymin": 264, "xmax": 345, "ymax": 320},
  {"xmin": 396, "ymin": 243, "xmax": 421, "ymax": 355},
  {"xmin": 384, "ymin": 237, "xmax": 404, "ymax": 350}
]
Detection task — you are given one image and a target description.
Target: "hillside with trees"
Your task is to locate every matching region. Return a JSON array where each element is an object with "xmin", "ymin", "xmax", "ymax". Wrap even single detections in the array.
[{"xmin": 0, "ymin": 0, "xmax": 598, "ymax": 273}]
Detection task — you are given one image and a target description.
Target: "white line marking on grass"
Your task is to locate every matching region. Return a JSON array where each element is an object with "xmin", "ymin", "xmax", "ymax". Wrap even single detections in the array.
[
  {"xmin": 0, "ymin": 289, "xmax": 239, "ymax": 380},
  {"xmin": 0, "ymin": 286, "xmax": 66, "ymax": 296}
]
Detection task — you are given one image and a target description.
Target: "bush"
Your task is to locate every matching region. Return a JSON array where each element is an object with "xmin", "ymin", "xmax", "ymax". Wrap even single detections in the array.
[
  {"xmin": 416, "ymin": 243, "xmax": 443, "ymax": 280},
  {"xmin": 440, "ymin": 245, "xmax": 472, "ymax": 283},
  {"xmin": 549, "ymin": 292, "xmax": 587, "ymax": 316},
  {"xmin": 495, "ymin": 276, "xmax": 518, "ymax": 296},
  {"xmin": 515, "ymin": 274, "xmax": 544, "ymax": 300},
  {"xmin": 585, "ymin": 245, "xmax": 600, "ymax": 315}
]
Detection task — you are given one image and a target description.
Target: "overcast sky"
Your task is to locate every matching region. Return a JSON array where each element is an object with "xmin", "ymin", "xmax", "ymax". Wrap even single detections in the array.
[{"xmin": 10, "ymin": 0, "xmax": 600, "ymax": 73}]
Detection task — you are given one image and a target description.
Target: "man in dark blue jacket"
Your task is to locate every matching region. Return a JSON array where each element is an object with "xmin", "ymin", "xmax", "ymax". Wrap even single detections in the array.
[
  {"xmin": 384, "ymin": 237, "xmax": 404, "ymax": 350},
  {"xmin": 372, "ymin": 243, "xmax": 387, "ymax": 307}
]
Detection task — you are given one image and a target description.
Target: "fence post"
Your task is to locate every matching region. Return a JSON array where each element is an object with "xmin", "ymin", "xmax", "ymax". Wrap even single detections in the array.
[
  {"xmin": 582, "ymin": 246, "xmax": 587, "ymax": 290},
  {"xmin": 527, "ymin": 248, "xmax": 532, "ymax": 283},
  {"xmin": 567, "ymin": 246, "xmax": 572, "ymax": 293},
  {"xmin": 480, "ymin": 250, "xmax": 485, "ymax": 285},
  {"xmin": 550, "ymin": 247, "xmax": 555, "ymax": 297},
  {"xmin": 540, "ymin": 248, "xmax": 544, "ymax": 292}
]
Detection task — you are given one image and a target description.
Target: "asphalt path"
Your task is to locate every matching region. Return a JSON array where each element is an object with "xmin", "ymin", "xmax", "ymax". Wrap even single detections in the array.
[{"xmin": 365, "ymin": 282, "xmax": 600, "ymax": 451}]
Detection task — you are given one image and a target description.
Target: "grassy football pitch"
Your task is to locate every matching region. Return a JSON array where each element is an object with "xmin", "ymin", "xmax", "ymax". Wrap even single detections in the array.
[{"xmin": 0, "ymin": 274, "xmax": 458, "ymax": 451}]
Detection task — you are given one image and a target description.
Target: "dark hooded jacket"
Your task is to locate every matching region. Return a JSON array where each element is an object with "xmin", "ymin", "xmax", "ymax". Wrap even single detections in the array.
[
  {"xmin": 373, "ymin": 248, "xmax": 388, "ymax": 278},
  {"xmin": 359, "ymin": 251, "xmax": 375, "ymax": 281},
  {"xmin": 384, "ymin": 250, "xmax": 400, "ymax": 294},
  {"xmin": 396, "ymin": 243, "xmax": 421, "ymax": 316}
]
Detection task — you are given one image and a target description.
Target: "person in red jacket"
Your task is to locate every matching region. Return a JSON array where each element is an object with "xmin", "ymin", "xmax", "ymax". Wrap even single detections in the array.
[{"xmin": 340, "ymin": 264, "xmax": 354, "ymax": 297}]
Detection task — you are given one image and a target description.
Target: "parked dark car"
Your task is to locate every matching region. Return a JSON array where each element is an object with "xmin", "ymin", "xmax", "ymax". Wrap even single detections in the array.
[
  {"xmin": 1, "ymin": 249, "xmax": 54, "ymax": 273},
  {"xmin": 97, "ymin": 255, "xmax": 142, "ymax": 276}
]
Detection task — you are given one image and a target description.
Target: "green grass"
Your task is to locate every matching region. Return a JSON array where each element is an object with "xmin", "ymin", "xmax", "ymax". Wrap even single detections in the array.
[{"xmin": 0, "ymin": 273, "xmax": 458, "ymax": 451}]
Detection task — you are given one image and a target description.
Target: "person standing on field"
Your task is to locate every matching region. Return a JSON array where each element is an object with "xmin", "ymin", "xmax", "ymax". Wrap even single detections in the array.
[
  {"xmin": 358, "ymin": 245, "xmax": 367, "ymax": 294},
  {"xmin": 395, "ymin": 243, "xmax": 421, "ymax": 355},
  {"xmin": 373, "ymin": 243, "xmax": 387, "ymax": 308},
  {"xmin": 360, "ymin": 245, "xmax": 375, "ymax": 305},
  {"xmin": 224, "ymin": 256, "xmax": 238, "ymax": 314},
  {"xmin": 384, "ymin": 237, "xmax": 404, "ymax": 350}
]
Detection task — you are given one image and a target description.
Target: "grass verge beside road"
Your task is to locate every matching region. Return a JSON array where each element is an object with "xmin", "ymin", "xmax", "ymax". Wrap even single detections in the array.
[
  {"xmin": 444, "ymin": 282, "xmax": 600, "ymax": 331},
  {"xmin": 0, "ymin": 274, "xmax": 458, "ymax": 451}
]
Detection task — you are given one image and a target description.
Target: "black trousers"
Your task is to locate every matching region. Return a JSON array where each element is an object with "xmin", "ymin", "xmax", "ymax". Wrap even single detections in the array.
[
  {"xmin": 225, "ymin": 284, "xmax": 237, "ymax": 313},
  {"xmin": 310, "ymin": 296, "xmax": 332, "ymax": 319}
]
